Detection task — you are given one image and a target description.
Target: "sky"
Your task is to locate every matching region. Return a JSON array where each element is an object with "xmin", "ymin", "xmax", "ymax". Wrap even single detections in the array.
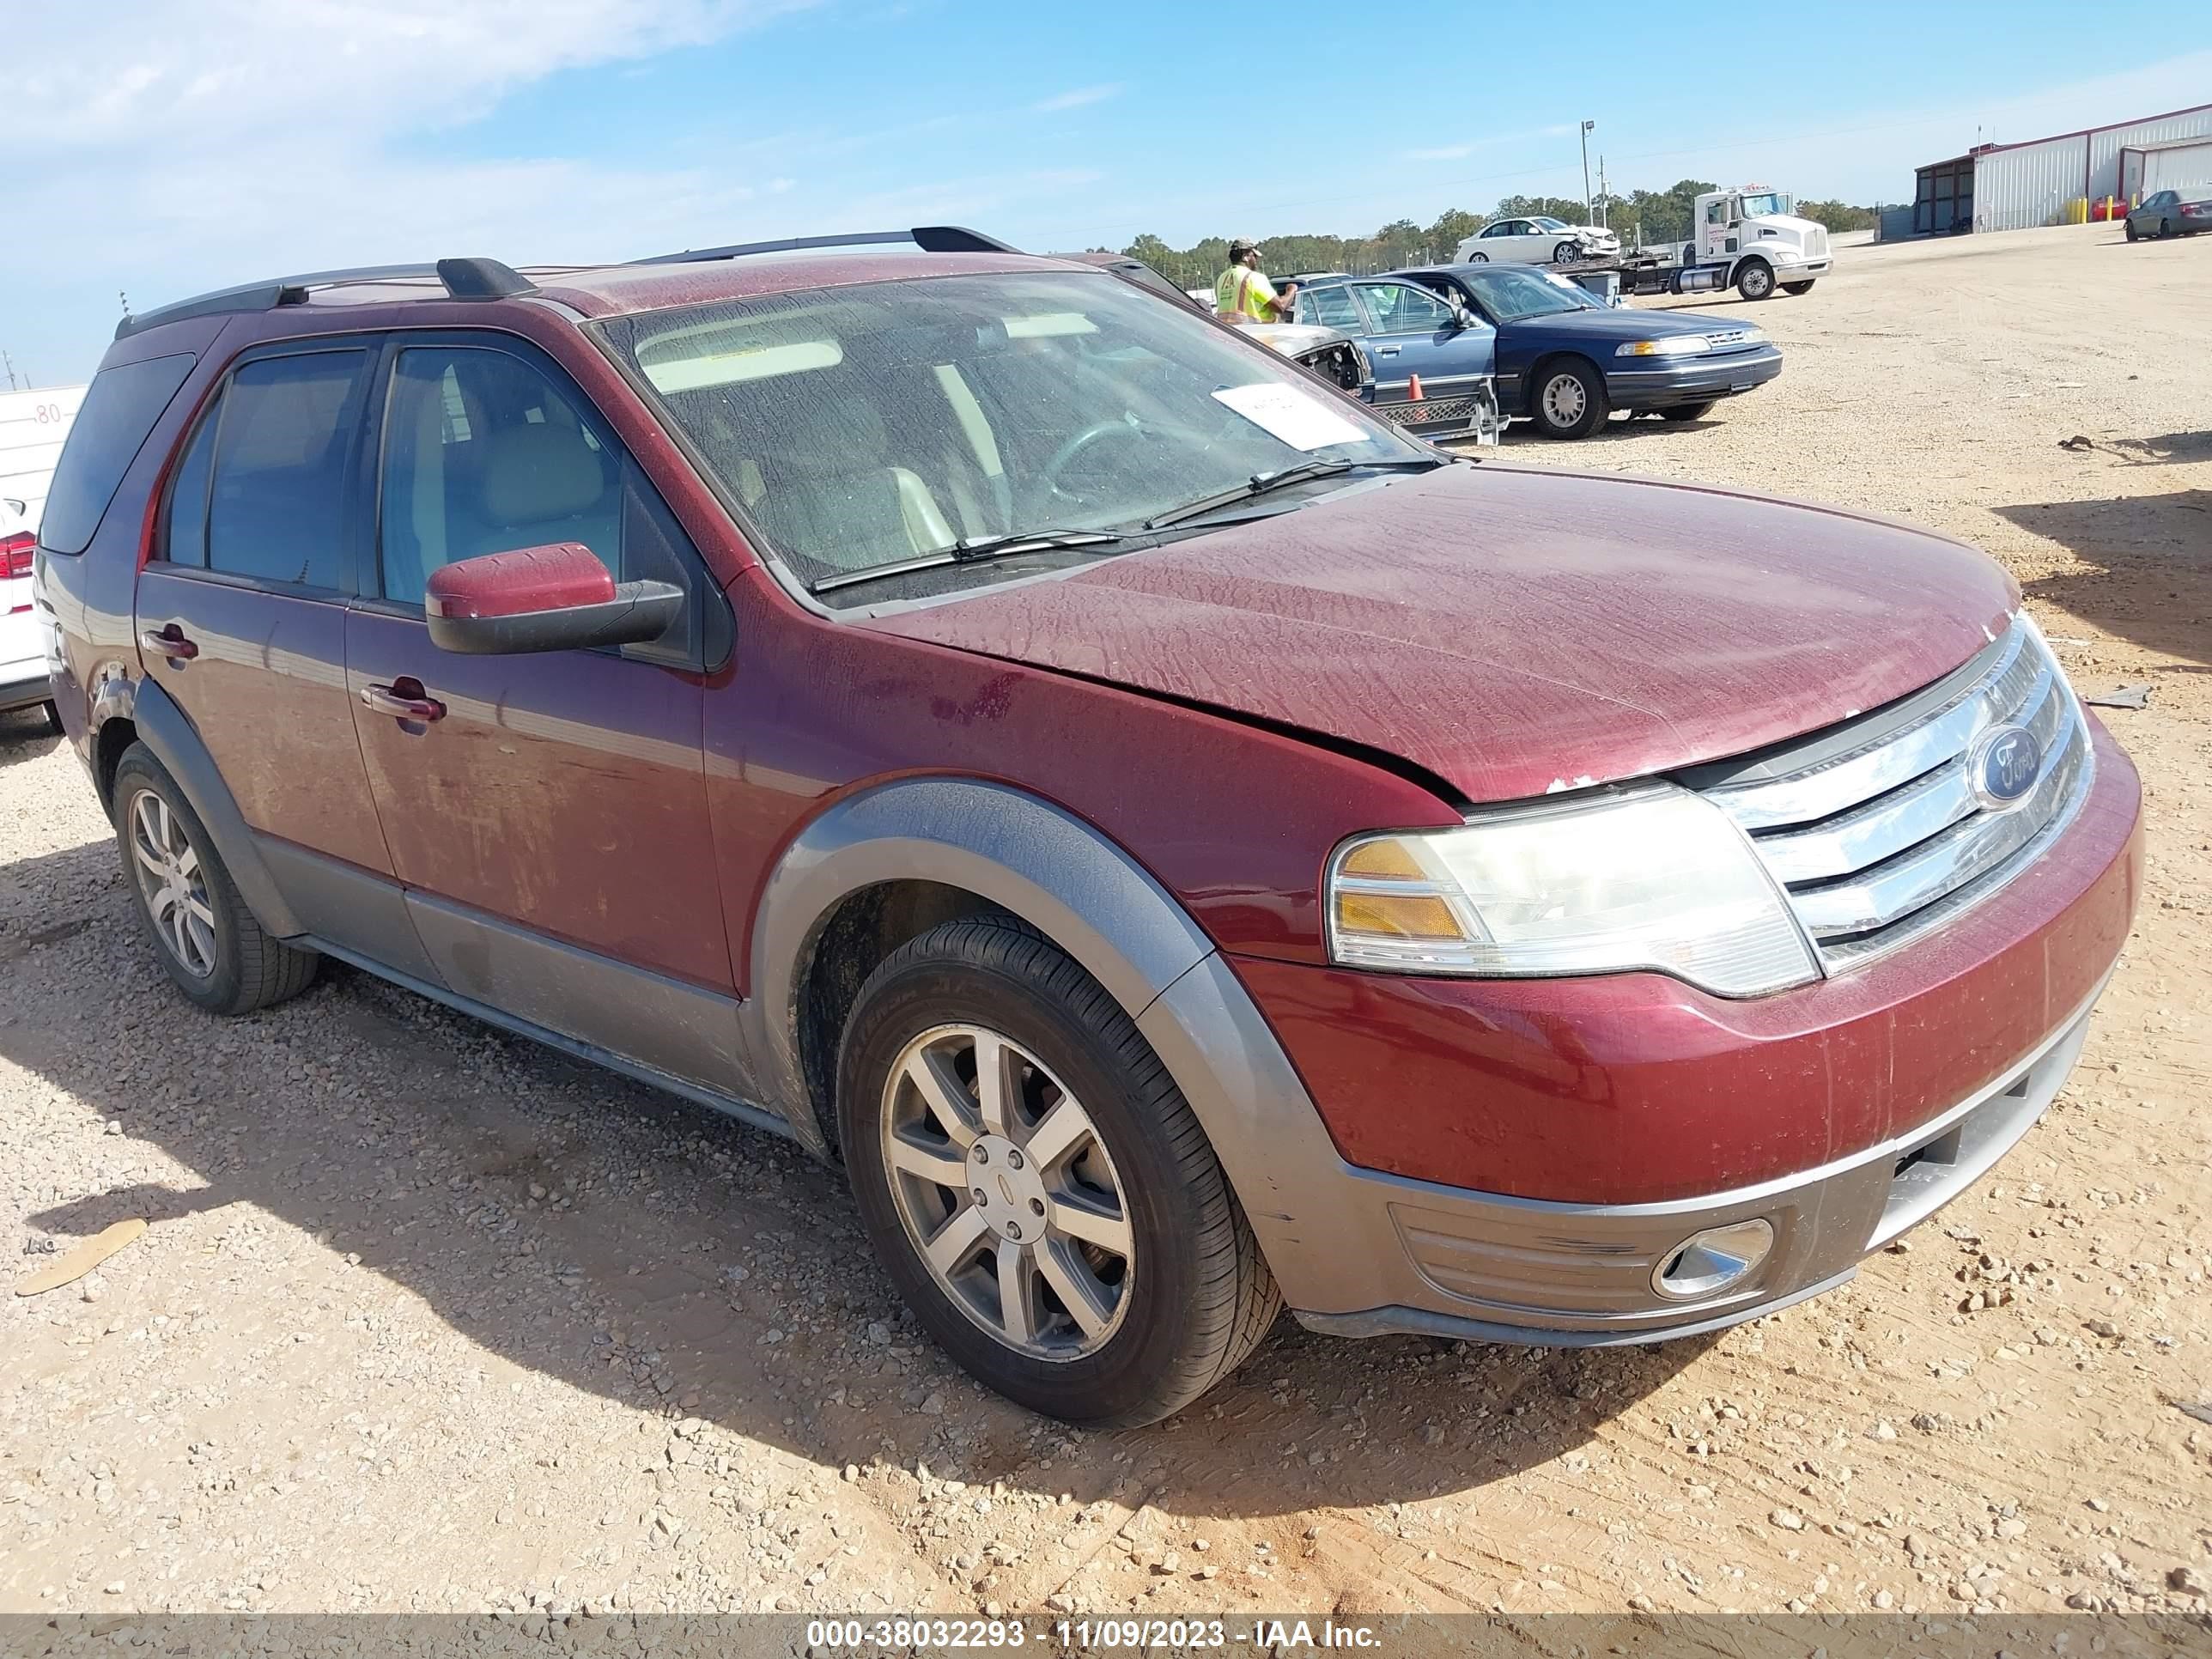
[{"xmin": 7, "ymin": 0, "xmax": 2209, "ymax": 385}]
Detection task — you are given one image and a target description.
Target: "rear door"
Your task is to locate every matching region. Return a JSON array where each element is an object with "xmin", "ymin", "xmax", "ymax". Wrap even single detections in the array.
[
  {"xmin": 131, "ymin": 341, "xmax": 423, "ymax": 963},
  {"xmin": 343, "ymin": 332, "xmax": 745, "ymax": 1093}
]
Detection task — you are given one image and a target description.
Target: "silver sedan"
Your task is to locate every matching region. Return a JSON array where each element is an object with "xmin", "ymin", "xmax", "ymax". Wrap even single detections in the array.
[{"xmin": 2124, "ymin": 186, "xmax": 2212, "ymax": 240}]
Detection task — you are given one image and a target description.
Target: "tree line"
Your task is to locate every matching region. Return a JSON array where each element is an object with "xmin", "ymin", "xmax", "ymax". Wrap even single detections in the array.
[{"xmin": 1116, "ymin": 182, "xmax": 1876, "ymax": 289}]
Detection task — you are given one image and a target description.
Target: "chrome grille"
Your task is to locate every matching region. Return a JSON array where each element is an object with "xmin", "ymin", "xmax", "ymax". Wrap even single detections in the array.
[{"xmin": 1703, "ymin": 617, "xmax": 2093, "ymax": 969}]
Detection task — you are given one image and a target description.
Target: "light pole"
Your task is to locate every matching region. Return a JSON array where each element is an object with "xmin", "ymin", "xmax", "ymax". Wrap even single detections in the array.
[{"xmin": 1580, "ymin": 119, "xmax": 1595, "ymax": 222}]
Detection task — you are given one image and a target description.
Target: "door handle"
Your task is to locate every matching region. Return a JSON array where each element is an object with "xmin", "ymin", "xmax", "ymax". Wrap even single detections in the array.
[
  {"xmin": 140, "ymin": 624, "xmax": 198, "ymax": 662},
  {"xmin": 1374, "ymin": 345, "xmax": 1401, "ymax": 356},
  {"xmin": 359, "ymin": 679, "xmax": 446, "ymax": 722}
]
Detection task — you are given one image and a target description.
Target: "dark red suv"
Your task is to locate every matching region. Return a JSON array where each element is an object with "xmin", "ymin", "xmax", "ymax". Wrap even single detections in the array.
[{"xmin": 35, "ymin": 229, "xmax": 2141, "ymax": 1426}]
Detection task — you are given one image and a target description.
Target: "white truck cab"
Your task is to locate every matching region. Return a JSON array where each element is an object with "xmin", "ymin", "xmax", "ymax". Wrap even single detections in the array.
[{"xmin": 1687, "ymin": 185, "xmax": 1832, "ymax": 300}]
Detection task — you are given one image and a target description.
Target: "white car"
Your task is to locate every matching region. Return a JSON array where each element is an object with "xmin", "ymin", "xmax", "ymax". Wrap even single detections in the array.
[
  {"xmin": 2, "ymin": 495, "xmax": 58, "ymax": 732},
  {"xmin": 1454, "ymin": 216, "xmax": 1620, "ymax": 266}
]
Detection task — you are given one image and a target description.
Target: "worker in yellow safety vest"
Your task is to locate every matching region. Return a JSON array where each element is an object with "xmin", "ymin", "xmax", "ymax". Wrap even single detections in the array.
[{"xmin": 1215, "ymin": 238, "xmax": 1297, "ymax": 322}]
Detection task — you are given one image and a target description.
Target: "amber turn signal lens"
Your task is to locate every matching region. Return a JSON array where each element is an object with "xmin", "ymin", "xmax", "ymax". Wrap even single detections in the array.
[
  {"xmin": 1335, "ymin": 891, "xmax": 1464, "ymax": 941},
  {"xmin": 1337, "ymin": 839, "xmax": 1429, "ymax": 880}
]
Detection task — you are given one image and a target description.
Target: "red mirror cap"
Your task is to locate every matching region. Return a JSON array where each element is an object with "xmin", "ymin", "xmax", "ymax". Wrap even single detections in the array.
[{"xmin": 424, "ymin": 543, "xmax": 617, "ymax": 620}]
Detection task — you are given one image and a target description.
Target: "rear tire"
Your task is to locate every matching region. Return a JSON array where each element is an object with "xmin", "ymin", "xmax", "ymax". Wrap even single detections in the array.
[
  {"xmin": 1780, "ymin": 280, "xmax": 1815, "ymax": 295},
  {"xmin": 111, "ymin": 743, "xmax": 319, "ymax": 1016},
  {"xmin": 1468, "ymin": 251, "xmax": 1488, "ymax": 263},
  {"xmin": 1736, "ymin": 259, "xmax": 1776, "ymax": 301},
  {"xmin": 837, "ymin": 918, "xmax": 1279, "ymax": 1426},
  {"xmin": 1660, "ymin": 402, "xmax": 1717, "ymax": 422},
  {"xmin": 2160, "ymin": 218, "xmax": 2172, "ymax": 238},
  {"xmin": 1528, "ymin": 357, "xmax": 1609, "ymax": 440}
]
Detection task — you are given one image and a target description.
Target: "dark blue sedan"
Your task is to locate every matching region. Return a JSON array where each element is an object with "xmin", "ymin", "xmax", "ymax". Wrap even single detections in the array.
[{"xmin": 1301, "ymin": 264, "xmax": 1783, "ymax": 440}]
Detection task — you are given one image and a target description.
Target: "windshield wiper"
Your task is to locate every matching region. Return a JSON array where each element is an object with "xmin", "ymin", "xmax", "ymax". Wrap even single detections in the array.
[
  {"xmin": 807, "ymin": 528, "xmax": 1133, "ymax": 595},
  {"xmin": 1143, "ymin": 456, "xmax": 1443, "ymax": 532}
]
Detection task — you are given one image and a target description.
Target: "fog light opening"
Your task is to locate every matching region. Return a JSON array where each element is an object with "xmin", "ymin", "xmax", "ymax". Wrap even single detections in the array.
[{"xmin": 1653, "ymin": 1218, "xmax": 1775, "ymax": 1302}]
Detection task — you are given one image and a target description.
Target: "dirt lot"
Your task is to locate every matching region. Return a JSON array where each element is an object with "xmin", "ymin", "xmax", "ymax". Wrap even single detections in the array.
[{"xmin": 2, "ymin": 222, "xmax": 2208, "ymax": 1623}]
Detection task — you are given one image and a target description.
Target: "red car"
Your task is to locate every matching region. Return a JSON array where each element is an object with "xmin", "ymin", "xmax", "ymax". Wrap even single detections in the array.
[{"xmin": 35, "ymin": 229, "xmax": 2141, "ymax": 1427}]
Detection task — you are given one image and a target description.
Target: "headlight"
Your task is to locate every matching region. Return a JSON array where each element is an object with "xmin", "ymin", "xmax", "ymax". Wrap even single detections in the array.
[
  {"xmin": 1735, "ymin": 327, "xmax": 1767, "ymax": 345},
  {"xmin": 1326, "ymin": 786, "xmax": 1820, "ymax": 998},
  {"xmin": 1615, "ymin": 335, "xmax": 1711, "ymax": 356}
]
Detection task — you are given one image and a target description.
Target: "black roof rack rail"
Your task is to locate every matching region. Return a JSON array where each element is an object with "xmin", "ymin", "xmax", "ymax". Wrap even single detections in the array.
[
  {"xmin": 629, "ymin": 225, "xmax": 1020, "ymax": 265},
  {"xmin": 116, "ymin": 258, "xmax": 539, "ymax": 341}
]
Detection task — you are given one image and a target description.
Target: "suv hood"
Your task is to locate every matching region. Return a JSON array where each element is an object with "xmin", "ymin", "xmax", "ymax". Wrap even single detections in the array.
[{"xmin": 861, "ymin": 463, "xmax": 2016, "ymax": 805}]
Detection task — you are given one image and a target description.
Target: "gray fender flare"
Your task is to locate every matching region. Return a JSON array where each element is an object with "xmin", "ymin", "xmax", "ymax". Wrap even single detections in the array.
[
  {"xmin": 125, "ymin": 677, "xmax": 304, "ymax": 939},
  {"xmin": 742, "ymin": 778, "xmax": 1348, "ymax": 1306}
]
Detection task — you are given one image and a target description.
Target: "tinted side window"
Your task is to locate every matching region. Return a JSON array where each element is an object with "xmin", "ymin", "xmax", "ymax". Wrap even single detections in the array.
[
  {"xmin": 40, "ymin": 352, "xmax": 198, "ymax": 555},
  {"xmin": 161, "ymin": 401, "xmax": 219, "ymax": 568},
  {"xmin": 207, "ymin": 351, "xmax": 370, "ymax": 590}
]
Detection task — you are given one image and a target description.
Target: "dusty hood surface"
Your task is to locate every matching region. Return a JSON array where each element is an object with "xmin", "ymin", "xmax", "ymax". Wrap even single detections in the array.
[{"xmin": 860, "ymin": 462, "xmax": 2016, "ymax": 805}]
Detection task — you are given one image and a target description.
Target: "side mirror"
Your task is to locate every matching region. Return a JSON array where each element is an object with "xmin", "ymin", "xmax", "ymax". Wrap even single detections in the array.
[{"xmin": 424, "ymin": 542, "xmax": 683, "ymax": 656}]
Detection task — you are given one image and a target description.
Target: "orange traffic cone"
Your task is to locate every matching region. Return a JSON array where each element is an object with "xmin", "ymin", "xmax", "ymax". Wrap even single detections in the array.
[{"xmin": 1407, "ymin": 374, "xmax": 1425, "ymax": 401}]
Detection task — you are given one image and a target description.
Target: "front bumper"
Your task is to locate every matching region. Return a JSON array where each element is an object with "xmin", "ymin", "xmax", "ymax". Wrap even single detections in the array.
[
  {"xmin": 1208, "ymin": 721, "xmax": 2138, "ymax": 1340},
  {"xmin": 1294, "ymin": 985, "xmax": 2095, "ymax": 1343},
  {"xmin": 1607, "ymin": 346, "xmax": 1782, "ymax": 409}
]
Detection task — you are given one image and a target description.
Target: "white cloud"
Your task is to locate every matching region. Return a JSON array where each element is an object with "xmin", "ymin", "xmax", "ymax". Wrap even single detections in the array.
[
  {"xmin": 1032, "ymin": 84, "xmax": 1121, "ymax": 113},
  {"xmin": 13, "ymin": 0, "xmax": 813, "ymax": 158},
  {"xmin": 5, "ymin": 0, "xmax": 827, "ymax": 377},
  {"xmin": 1403, "ymin": 144, "xmax": 1474, "ymax": 162}
]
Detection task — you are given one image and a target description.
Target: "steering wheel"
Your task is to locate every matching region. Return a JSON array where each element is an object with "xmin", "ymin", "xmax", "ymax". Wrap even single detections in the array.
[{"xmin": 1038, "ymin": 417, "xmax": 1155, "ymax": 506}]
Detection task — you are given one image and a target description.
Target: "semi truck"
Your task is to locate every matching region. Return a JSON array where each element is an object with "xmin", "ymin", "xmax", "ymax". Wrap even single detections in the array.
[{"xmin": 1608, "ymin": 185, "xmax": 1833, "ymax": 301}]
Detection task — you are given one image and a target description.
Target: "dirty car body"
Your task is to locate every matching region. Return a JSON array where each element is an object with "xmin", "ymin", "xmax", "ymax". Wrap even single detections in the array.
[{"xmin": 36, "ymin": 230, "xmax": 2140, "ymax": 1425}]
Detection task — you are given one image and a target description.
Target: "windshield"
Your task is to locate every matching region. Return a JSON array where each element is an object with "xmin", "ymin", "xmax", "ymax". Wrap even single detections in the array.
[
  {"xmin": 1528, "ymin": 216, "xmax": 1570, "ymax": 231},
  {"xmin": 599, "ymin": 271, "xmax": 1425, "ymax": 596},
  {"xmin": 1462, "ymin": 266, "xmax": 1601, "ymax": 321},
  {"xmin": 1738, "ymin": 192, "xmax": 1791, "ymax": 218}
]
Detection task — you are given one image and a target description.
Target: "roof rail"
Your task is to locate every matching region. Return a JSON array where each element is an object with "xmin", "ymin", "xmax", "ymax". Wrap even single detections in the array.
[
  {"xmin": 629, "ymin": 225, "xmax": 1020, "ymax": 266},
  {"xmin": 115, "ymin": 258, "xmax": 539, "ymax": 341}
]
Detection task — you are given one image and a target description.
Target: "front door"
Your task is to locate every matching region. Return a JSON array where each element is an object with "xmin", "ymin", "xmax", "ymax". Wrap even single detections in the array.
[
  {"xmin": 131, "ymin": 343, "xmax": 421, "ymax": 963},
  {"xmin": 344, "ymin": 335, "xmax": 745, "ymax": 1093},
  {"xmin": 1349, "ymin": 282, "xmax": 1491, "ymax": 403}
]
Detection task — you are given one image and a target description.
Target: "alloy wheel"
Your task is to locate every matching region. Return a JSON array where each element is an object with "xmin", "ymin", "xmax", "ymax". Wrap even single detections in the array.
[
  {"xmin": 128, "ymin": 788, "xmax": 216, "ymax": 978},
  {"xmin": 879, "ymin": 1023, "xmax": 1133, "ymax": 1360}
]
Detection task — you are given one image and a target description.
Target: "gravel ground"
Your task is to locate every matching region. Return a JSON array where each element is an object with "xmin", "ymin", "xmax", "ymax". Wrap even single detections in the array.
[{"xmin": 2, "ymin": 222, "xmax": 2208, "ymax": 1622}]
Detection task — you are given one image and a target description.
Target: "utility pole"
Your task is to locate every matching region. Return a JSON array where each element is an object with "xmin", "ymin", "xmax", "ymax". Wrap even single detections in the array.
[
  {"xmin": 1580, "ymin": 119, "xmax": 1595, "ymax": 222},
  {"xmin": 1596, "ymin": 155, "xmax": 1609, "ymax": 228},
  {"xmin": 0, "ymin": 349, "xmax": 18, "ymax": 393}
]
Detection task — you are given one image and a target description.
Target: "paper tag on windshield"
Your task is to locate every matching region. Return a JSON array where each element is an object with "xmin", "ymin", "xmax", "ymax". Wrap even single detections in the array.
[{"xmin": 1212, "ymin": 383, "xmax": 1366, "ymax": 451}]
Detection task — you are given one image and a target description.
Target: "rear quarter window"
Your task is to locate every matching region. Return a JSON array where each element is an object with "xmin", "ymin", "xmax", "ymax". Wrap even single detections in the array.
[{"xmin": 38, "ymin": 352, "xmax": 198, "ymax": 555}]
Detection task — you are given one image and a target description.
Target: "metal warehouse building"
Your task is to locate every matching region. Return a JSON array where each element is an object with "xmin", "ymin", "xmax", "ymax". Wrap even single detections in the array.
[{"xmin": 1912, "ymin": 100, "xmax": 2212, "ymax": 234}]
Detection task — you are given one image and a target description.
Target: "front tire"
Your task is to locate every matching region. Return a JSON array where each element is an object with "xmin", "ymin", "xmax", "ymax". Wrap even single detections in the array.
[
  {"xmin": 1552, "ymin": 240, "xmax": 1580, "ymax": 264},
  {"xmin": 1660, "ymin": 402, "xmax": 1717, "ymax": 422},
  {"xmin": 1528, "ymin": 357, "xmax": 1609, "ymax": 440},
  {"xmin": 111, "ymin": 744, "xmax": 319, "ymax": 1016},
  {"xmin": 2125, "ymin": 218, "xmax": 2139, "ymax": 241},
  {"xmin": 42, "ymin": 700, "xmax": 63, "ymax": 737},
  {"xmin": 1780, "ymin": 279, "xmax": 1815, "ymax": 295},
  {"xmin": 1736, "ymin": 259, "xmax": 1775, "ymax": 301},
  {"xmin": 837, "ymin": 918, "xmax": 1279, "ymax": 1426}
]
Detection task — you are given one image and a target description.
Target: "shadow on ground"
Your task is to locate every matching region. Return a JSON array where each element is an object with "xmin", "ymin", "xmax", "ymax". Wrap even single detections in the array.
[
  {"xmin": 2, "ymin": 831, "xmax": 1706, "ymax": 1536},
  {"xmin": 1996, "ymin": 488, "xmax": 2212, "ymax": 667}
]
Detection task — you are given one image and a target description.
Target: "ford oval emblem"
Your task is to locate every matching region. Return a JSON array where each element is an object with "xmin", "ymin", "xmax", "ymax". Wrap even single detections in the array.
[{"xmin": 1968, "ymin": 723, "xmax": 2041, "ymax": 811}]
